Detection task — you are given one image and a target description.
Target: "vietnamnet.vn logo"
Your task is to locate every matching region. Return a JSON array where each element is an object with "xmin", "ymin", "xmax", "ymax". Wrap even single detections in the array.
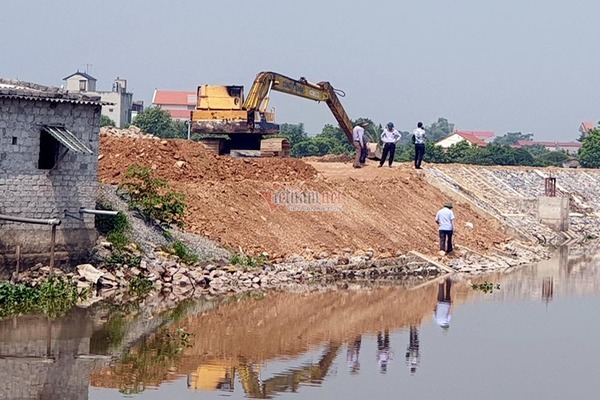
[{"xmin": 259, "ymin": 183, "xmax": 343, "ymax": 212}]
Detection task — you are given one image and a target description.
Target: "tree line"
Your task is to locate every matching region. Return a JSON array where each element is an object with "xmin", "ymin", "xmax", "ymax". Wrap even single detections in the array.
[{"xmin": 104, "ymin": 107, "xmax": 596, "ymax": 168}]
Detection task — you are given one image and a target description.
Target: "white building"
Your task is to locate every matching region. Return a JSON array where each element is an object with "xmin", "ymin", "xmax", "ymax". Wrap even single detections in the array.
[{"xmin": 63, "ymin": 72, "xmax": 133, "ymax": 128}]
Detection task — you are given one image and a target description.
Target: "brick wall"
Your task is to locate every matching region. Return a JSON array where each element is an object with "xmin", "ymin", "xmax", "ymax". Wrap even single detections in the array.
[{"xmin": 0, "ymin": 97, "xmax": 101, "ymax": 275}]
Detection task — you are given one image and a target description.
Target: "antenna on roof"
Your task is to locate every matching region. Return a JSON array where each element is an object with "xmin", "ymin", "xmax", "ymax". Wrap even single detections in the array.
[{"xmin": 85, "ymin": 63, "xmax": 93, "ymax": 74}]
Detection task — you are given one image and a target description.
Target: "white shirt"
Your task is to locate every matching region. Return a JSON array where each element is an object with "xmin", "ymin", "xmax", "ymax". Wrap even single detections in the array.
[
  {"xmin": 353, "ymin": 126, "xmax": 365, "ymax": 144},
  {"xmin": 381, "ymin": 128, "xmax": 401, "ymax": 144},
  {"xmin": 434, "ymin": 301, "xmax": 451, "ymax": 327},
  {"xmin": 413, "ymin": 127, "xmax": 426, "ymax": 144},
  {"xmin": 436, "ymin": 207, "xmax": 455, "ymax": 231}
]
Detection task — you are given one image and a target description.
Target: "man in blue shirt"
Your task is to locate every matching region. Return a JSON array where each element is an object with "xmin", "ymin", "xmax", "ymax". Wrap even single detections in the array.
[{"xmin": 435, "ymin": 202, "xmax": 455, "ymax": 254}]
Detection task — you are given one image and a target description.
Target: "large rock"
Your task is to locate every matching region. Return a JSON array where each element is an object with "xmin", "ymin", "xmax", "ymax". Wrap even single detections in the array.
[{"xmin": 77, "ymin": 264, "xmax": 104, "ymax": 284}]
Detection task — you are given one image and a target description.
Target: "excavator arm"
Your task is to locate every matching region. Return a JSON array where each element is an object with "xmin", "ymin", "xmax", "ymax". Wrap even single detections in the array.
[{"xmin": 243, "ymin": 72, "xmax": 355, "ymax": 144}]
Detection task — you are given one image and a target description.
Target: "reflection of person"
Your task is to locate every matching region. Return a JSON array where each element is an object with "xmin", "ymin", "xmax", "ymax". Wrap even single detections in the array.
[
  {"xmin": 376, "ymin": 330, "xmax": 392, "ymax": 373},
  {"xmin": 413, "ymin": 122, "xmax": 426, "ymax": 169},
  {"xmin": 346, "ymin": 335, "xmax": 362, "ymax": 374},
  {"xmin": 405, "ymin": 326, "xmax": 420, "ymax": 374},
  {"xmin": 434, "ymin": 278, "xmax": 453, "ymax": 330},
  {"xmin": 436, "ymin": 202, "xmax": 455, "ymax": 254},
  {"xmin": 352, "ymin": 121, "xmax": 369, "ymax": 168},
  {"xmin": 378, "ymin": 122, "xmax": 401, "ymax": 168}
]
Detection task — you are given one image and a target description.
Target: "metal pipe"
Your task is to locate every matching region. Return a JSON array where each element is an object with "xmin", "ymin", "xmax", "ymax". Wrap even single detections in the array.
[
  {"xmin": 0, "ymin": 213, "xmax": 61, "ymax": 226},
  {"xmin": 49, "ymin": 225, "xmax": 56, "ymax": 277},
  {"xmin": 79, "ymin": 208, "xmax": 119, "ymax": 216}
]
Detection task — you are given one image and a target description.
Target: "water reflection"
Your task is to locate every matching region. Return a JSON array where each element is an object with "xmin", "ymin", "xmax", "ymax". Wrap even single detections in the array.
[
  {"xmin": 346, "ymin": 335, "xmax": 361, "ymax": 374},
  {"xmin": 434, "ymin": 277, "xmax": 453, "ymax": 331},
  {"xmin": 405, "ymin": 326, "xmax": 420, "ymax": 374},
  {"xmin": 3, "ymin": 245, "xmax": 600, "ymax": 399}
]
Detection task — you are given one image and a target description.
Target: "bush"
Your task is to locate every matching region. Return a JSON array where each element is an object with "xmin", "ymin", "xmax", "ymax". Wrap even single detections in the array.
[
  {"xmin": 163, "ymin": 240, "xmax": 199, "ymax": 264},
  {"xmin": 118, "ymin": 165, "xmax": 186, "ymax": 228},
  {"xmin": 230, "ymin": 253, "xmax": 267, "ymax": 269}
]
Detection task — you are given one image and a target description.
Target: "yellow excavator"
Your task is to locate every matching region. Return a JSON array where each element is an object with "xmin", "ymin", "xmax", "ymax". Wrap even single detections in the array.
[{"xmin": 190, "ymin": 71, "xmax": 379, "ymax": 158}]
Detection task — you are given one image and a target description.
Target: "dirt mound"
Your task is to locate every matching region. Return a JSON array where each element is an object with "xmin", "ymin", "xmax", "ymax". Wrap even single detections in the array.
[
  {"xmin": 98, "ymin": 136, "xmax": 318, "ymax": 184},
  {"xmin": 98, "ymin": 137, "xmax": 506, "ymax": 258},
  {"xmin": 302, "ymin": 153, "xmax": 354, "ymax": 163}
]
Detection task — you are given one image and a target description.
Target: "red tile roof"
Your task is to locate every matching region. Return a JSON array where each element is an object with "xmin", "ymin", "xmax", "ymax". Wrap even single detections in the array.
[
  {"xmin": 581, "ymin": 121, "xmax": 595, "ymax": 132},
  {"xmin": 516, "ymin": 140, "xmax": 581, "ymax": 148},
  {"xmin": 152, "ymin": 90, "xmax": 197, "ymax": 106},
  {"xmin": 456, "ymin": 130, "xmax": 495, "ymax": 140},
  {"xmin": 166, "ymin": 109, "xmax": 193, "ymax": 119},
  {"xmin": 456, "ymin": 132, "xmax": 487, "ymax": 147}
]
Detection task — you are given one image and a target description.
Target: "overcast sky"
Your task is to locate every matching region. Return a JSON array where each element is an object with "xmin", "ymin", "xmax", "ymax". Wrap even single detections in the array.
[{"xmin": 2, "ymin": 0, "xmax": 598, "ymax": 140}]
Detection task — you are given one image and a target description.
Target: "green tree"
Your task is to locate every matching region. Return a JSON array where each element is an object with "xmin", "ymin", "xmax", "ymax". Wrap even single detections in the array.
[
  {"xmin": 318, "ymin": 124, "xmax": 353, "ymax": 152},
  {"xmin": 131, "ymin": 106, "xmax": 174, "ymax": 137},
  {"xmin": 426, "ymin": 118, "xmax": 455, "ymax": 142},
  {"xmin": 493, "ymin": 132, "xmax": 533, "ymax": 146},
  {"xmin": 424, "ymin": 141, "xmax": 449, "ymax": 163},
  {"xmin": 100, "ymin": 115, "xmax": 116, "ymax": 127},
  {"xmin": 446, "ymin": 141, "xmax": 473, "ymax": 163},
  {"xmin": 579, "ymin": 128, "xmax": 600, "ymax": 168},
  {"xmin": 535, "ymin": 151, "xmax": 570, "ymax": 167},
  {"xmin": 167, "ymin": 119, "xmax": 189, "ymax": 139},
  {"xmin": 280, "ymin": 123, "xmax": 308, "ymax": 146}
]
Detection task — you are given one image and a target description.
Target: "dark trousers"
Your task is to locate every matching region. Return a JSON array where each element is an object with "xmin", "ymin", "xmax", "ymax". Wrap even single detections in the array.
[
  {"xmin": 414, "ymin": 143, "xmax": 425, "ymax": 168},
  {"xmin": 437, "ymin": 278, "xmax": 452, "ymax": 302},
  {"xmin": 360, "ymin": 146, "xmax": 368, "ymax": 164},
  {"xmin": 439, "ymin": 230, "xmax": 453, "ymax": 253},
  {"xmin": 379, "ymin": 143, "xmax": 396, "ymax": 166}
]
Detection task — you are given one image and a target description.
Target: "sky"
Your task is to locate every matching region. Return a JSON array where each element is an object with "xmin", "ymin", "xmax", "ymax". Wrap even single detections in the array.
[{"xmin": 2, "ymin": 0, "xmax": 599, "ymax": 141}]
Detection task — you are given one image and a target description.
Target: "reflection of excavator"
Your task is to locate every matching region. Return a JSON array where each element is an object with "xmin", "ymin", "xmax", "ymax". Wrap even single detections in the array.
[
  {"xmin": 188, "ymin": 342, "xmax": 341, "ymax": 398},
  {"xmin": 190, "ymin": 71, "xmax": 378, "ymax": 158}
]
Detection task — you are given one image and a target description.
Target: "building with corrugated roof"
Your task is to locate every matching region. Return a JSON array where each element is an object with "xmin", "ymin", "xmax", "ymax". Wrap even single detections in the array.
[{"xmin": 0, "ymin": 78, "xmax": 101, "ymax": 275}]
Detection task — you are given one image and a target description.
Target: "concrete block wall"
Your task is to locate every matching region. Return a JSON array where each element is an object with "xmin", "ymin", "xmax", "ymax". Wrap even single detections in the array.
[
  {"xmin": 538, "ymin": 196, "xmax": 570, "ymax": 232},
  {"xmin": 0, "ymin": 97, "xmax": 101, "ymax": 275}
]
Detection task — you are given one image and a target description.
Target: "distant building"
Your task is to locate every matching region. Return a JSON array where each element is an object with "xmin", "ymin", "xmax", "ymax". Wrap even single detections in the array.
[
  {"xmin": 63, "ymin": 71, "xmax": 134, "ymax": 128},
  {"xmin": 152, "ymin": 90, "xmax": 196, "ymax": 121},
  {"xmin": 579, "ymin": 121, "xmax": 596, "ymax": 138},
  {"xmin": 0, "ymin": 78, "xmax": 101, "ymax": 275},
  {"xmin": 436, "ymin": 131, "xmax": 489, "ymax": 149},
  {"xmin": 513, "ymin": 140, "xmax": 582, "ymax": 155},
  {"xmin": 131, "ymin": 100, "xmax": 144, "ymax": 120}
]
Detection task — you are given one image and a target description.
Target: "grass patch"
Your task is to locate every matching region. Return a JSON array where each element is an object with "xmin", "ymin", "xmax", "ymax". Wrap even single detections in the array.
[
  {"xmin": 118, "ymin": 164, "xmax": 186, "ymax": 228},
  {"xmin": 163, "ymin": 240, "xmax": 199, "ymax": 265},
  {"xmin": 0, "ymin": 276, "xmax": 88, "ymax": 319},
  {"xmin": 129, "ymin": 276, "xmax": 154, "ymax": 297},
  {"xmin": 230, "ymin": 253, "xmax": 267, "ymax": 269}
]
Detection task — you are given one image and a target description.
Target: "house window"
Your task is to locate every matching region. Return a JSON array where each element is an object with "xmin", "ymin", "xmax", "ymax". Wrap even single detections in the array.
[
  {"xmin": 79, "ymin": 80, "xmax": 87, "ymax": 91},
  {"xmin": 11, "ymin": 137, "xmax": 17, "ymax": 145},
  {"xmin": 38, "ymin": 130, "xmax": 61, "ymax": 169},
  {"xmin": 109, "ymin": 108, "xmax": 114, "ymax": 112}
]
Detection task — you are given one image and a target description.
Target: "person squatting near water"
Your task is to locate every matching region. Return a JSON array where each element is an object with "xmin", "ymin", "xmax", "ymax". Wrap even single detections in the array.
[
  {"xmin": 352, "ymin": 120, "xmax": 369, "ymax": 168},
  {"xmin": 413, "ymin": 122, "xmax": 426, "ymax": 169},
  {"xmin": 436, "ymin": 202, "xmax": 455, "ymax": 254},
  {"xmin": 378, "ymin": 122, "xmax": 401, "ymax": 168}
]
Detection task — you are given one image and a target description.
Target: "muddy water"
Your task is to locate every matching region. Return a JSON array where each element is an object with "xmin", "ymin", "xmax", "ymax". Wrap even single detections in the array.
[{"xmin": 1, "ymin": 246, "xmax": 600, "ymax": 400}]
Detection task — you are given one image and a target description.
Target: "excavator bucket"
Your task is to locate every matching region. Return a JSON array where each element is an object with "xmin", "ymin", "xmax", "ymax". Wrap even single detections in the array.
[{"xmin": 366, "ymin": 142, "xmax": 382, "ymax": 160}]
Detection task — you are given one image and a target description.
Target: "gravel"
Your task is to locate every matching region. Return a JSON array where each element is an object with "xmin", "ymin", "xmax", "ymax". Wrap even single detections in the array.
[{"xmin": 97, "ymin": 184, "xmax": 230, "ymax": 261}]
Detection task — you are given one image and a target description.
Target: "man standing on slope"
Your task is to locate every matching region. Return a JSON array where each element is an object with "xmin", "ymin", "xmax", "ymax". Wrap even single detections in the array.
[
  {"xmin": 413, "ymin": 122, "xmax": 426, "ymax": 169},
  {"xmin": 352, "ymin": 120, "xmax": 369, "ymax": 168},
  {"xmin": 436, "ymin": 202, "xmax": 455, "ymax": 254},
  {"xmin": 378, "ymin": 122, "xmax": 401, "ymax": 168}
]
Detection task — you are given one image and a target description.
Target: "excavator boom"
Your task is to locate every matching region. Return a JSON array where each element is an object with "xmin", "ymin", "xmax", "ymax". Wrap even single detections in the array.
[{"xmin": 243, "ymin": 72, "xmax": 355, "ymax": 144}]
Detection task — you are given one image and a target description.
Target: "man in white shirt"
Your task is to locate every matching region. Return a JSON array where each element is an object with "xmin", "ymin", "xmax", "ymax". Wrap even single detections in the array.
[
  {"xmin": 413, "ymin": 122, "xmax": 426, "ymax": 169},
  {"xmin": 435, "ymin": 202, "xmax": 455, "ymax": 254},
  {"xmin": 352, "ymin": 120, "xmax": 369, "ymax": 168},
  {"xmin": 378, "ymin": 122, "xmax": 401, "ymax": 168}
]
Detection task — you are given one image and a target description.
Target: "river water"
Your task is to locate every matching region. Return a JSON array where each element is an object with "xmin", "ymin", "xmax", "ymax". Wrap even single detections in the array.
[{"xmin": 1, "ymin": 246, "xmax": 599, "ymax": 400}]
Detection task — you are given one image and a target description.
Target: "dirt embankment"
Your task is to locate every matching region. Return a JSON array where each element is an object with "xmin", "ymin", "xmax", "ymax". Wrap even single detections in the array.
[{"xmin": 98, "ymin": 136, "xmax": 507, "ymax": 258}]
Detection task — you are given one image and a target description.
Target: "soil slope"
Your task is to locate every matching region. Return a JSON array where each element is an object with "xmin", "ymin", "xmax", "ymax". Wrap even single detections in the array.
[{"xmin": 98, "ymin": 136, "xmax": 506, "ymax": 258}]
